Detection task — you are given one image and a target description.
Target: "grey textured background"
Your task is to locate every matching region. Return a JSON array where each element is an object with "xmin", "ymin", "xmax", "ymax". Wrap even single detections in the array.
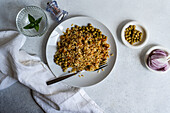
[
  {"xmin": 1, "ymin": 0, "xmax": 170, "ymax": 113},
  {"xmin": 0, "ymin": 0, "xmax": 47, "ymax": 113},
  {"xmin": 0, "ymin": 83, "xmax": 43, "ymax": 113}
]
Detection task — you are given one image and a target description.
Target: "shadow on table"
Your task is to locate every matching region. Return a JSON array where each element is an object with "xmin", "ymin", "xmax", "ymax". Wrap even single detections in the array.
[
  {"xmin": 0, "ymin": 1, "xmax": 26, "ymax": 30},
  {"xmin": 41, "ymin": 22, "xmax": 59, "ymax": 64},
  {"xmin": 139, "ymin": 44, "xmax": 158, "ymax": 68},
  {"xmin": 0, "ymin": 0, "xmax": 50, "ymax": 31},
  {"xmin": 116, "ymin": 20, "xmax": 132, "ymax": 44}
]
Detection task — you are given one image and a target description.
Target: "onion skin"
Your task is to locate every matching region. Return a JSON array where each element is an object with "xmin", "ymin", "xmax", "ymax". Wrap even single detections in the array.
[{"xmin": 147, "ymin": 49, "xmax": 169, "ymax": 71}]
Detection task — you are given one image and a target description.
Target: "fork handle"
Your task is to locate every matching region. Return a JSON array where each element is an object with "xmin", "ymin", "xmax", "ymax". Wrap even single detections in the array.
[{"xmin": 46, "ymin": 72, "xmax": 77, "ymax": 85}]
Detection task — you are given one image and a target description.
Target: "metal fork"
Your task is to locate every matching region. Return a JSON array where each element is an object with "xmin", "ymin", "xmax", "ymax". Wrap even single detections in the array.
[{"xmin": 46, "ymin": 63, "xmax": 108, "ymax": 85}]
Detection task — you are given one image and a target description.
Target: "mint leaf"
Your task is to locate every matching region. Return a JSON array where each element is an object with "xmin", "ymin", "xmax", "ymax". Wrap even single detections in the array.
[
  {"xmin": 28, "ymin": 14, "xmax": 35, "ymax": 23},
  {"xmin": 23, "ymin": 23, "xmax": 35, "ymax": 29},
  {"xmin": 34, "ymin": 24, "xmax": 39, "ymax": 32},
  {"xmin": 35, "ymin": 17, "xmax": 42, "ymax": 25},
  {"xmin": 23, "ymin": 14, "xmax": 42, "ymax": 32}
]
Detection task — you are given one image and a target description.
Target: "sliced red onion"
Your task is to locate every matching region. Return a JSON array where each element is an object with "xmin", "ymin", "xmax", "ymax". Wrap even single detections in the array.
[
  {"xmin": 152, "ymin": 49, "xmax": 168, "ymax": 56},
  {"xmin": 147, "ymin": 49, "xmax": 170, "ymax": 71}
]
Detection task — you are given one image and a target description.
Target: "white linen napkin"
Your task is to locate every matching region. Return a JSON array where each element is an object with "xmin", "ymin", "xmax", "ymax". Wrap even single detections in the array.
[{"xmin": 0, "ymin": 31, "xmax": 104, "ymax": 113}]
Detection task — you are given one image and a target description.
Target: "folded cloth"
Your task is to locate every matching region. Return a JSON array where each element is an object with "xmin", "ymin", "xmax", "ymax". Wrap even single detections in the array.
[{"xmin": 0, "ymin": 31, "xmax": 104, "ymax": 113}]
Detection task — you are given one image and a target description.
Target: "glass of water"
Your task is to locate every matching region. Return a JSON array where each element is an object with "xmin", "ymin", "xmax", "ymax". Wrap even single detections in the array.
[{"xmin": 16, "ymin": 6, "xmax": 48, "ymax": 37}]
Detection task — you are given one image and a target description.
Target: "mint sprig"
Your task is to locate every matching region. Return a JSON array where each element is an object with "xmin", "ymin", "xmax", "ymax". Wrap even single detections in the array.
[{"xmin": 23, "ymin": 14, "xmax": 42, "ymax": 32}]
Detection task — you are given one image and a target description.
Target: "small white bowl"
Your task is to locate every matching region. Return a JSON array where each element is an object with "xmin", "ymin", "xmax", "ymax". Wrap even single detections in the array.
[
  {"xmin": 144, "ymin": 46, "xmax": 170, "ymax": 74},
  {"xmin": 121, "ymin": 21, "xmax": 148, "ymax": 49}
]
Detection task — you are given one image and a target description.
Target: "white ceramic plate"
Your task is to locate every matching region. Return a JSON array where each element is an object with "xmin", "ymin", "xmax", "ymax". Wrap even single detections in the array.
[
  {"xmin": 46, "ymin": 16, "xmax": 117, "ymax": 87},
  {"xmin": 121, "ymin": 21, "xmax": 148, "ymax": 49},
  {"xmin": 144, "ymin": 46, "xmax": 170, "ymax": 74}
]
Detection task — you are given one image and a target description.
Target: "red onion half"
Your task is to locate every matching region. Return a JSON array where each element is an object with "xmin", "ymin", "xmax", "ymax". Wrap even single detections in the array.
[{"xmin": 147, "ymin": 49, "xmax": 170, "ymax": 71}]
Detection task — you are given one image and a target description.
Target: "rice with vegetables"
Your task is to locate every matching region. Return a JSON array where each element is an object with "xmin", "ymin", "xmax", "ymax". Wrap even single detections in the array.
[{"xmin": 54, "ymin": 23, "xmax": 110, "ymax": 72}]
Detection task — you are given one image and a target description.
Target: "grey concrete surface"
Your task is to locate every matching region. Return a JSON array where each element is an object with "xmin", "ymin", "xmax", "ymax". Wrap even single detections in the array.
[
  {"xmin": 0, "ymin": 0, "xmax": 48, "ymax": 113},
  {"xmin": 1, "ymin": 0, "xmax": 170, "ymax": 113},
  {"xmin": 0, "ymin": 82, "xmax": 43, "ymax": 113}
]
